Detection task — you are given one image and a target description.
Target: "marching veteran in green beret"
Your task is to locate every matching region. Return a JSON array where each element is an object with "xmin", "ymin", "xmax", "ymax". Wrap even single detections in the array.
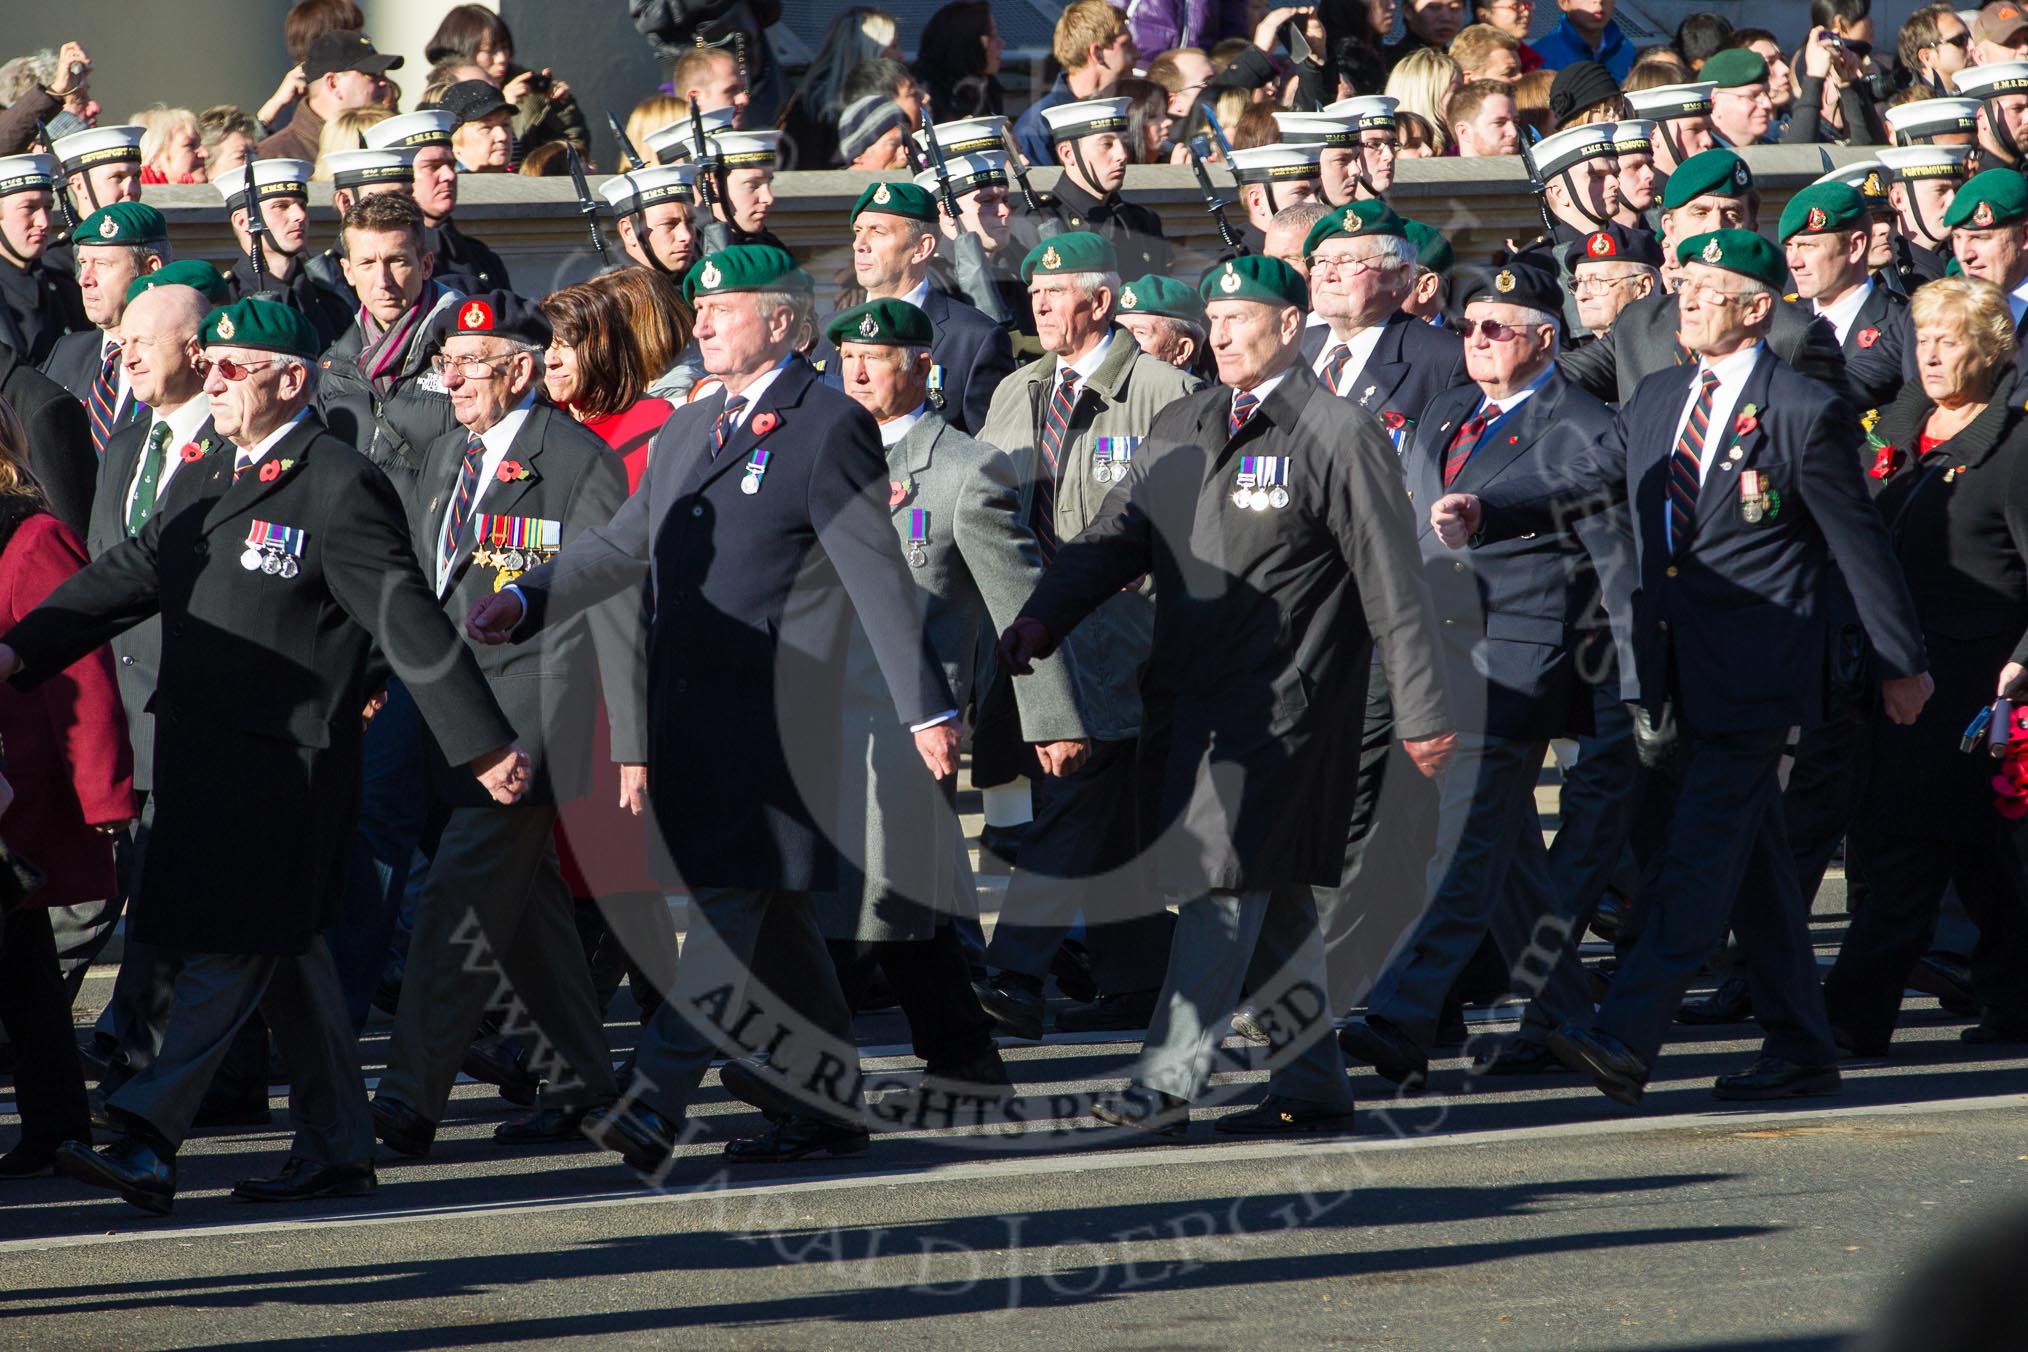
[{"xmin": 996, "ymin": 253, "xmax": 1454, "ymax": 1139}]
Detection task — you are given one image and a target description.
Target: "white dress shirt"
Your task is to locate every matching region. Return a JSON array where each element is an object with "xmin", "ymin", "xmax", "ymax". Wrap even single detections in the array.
[
  {"xmin": 1664, "ymin": 341, "xmax": 1761, "ymax": 551},
  {"xmin": 717, "ymin": 357, "xmax": 793, "ymax": 434},
  {"xmin": 1311, "ymin": 322, "xmax": 1387, "ymax": 392},
  {"xmin": 435, "ymin": 394, "xmax": 535, "ymax": 592},
  {"xmin": 878, "ymin": 403, "xmax": 928, "ymax": 448},
  {"xmin": 1459, "ymin": 366, "xmax": 1553, "ymax": 434},
  {"xmin": 233, "ymin": 408, "xmax": 310, "ymax": 475},
  {"xmin": 1812, "ymin": 279, "xmax": 1873, "ymax": 345},
  {"xmin": 97, "ymin": 332, "xmax": 134, "ymax": 417},
  {"xmin": 2009, "ymin": 275, "xmax": 2028, "ymax": 328},
  {"xmin": 124, "ymin": 396, "xmax": 210, "ymax": 523},
  {"xmin": 1052, "ymin": 330, "xmax": 1113, "ymax": 404}
]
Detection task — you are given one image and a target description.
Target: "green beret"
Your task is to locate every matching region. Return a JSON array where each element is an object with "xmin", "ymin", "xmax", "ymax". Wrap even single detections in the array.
[
  {"xmin": 1402, "ymin": 218, "xmax": 1454, "ymax": 277},
  {"xmin": 851, "ymin": 180, "xmax": 937, "ymax": 223},
  {"xmin": 202, "ymin": 296, "xmax": 320, "ymax": 360},
  {"xmin": 1942, "ymin": 167, "xmax": 2028, "ymax": 230},
  {"xmin": 1676, "ymin": 228, "xmax": 1785, "ymax": 291},
  {"xmin": 825, "ymin": 297, "xmax": 933, "ymax": 348},
  {"xmin": 1117, "ymin": 274, "xmax": 1205, "ymax": 325},
  {"xmin": 1702, "ymin": 48, "xmax": 1769, "ymax": 90},
  {"xmin": 1662, "ymin": 148, "xmax": 1753, "ymax": 210},
  {"xmin": 1302, "ymin": 200, "xmax": 1408, "ymax": 257},
  {"xmin": 1199, "ymin": 255, "xmax": 1307, "ymax": 309},
  {"xmin": 682, "ymin": 244, "xmax": 812, "ymax": 302},
  {"xmin": 1778, "ymin": 182, "xmax": 1867, "ymax": 241},
  {"xmin": 1020, "ymin": 231, "xmax": 1117, "ymax": 282},
  {"xmin": 77, "ymin": 202, "xmax": 168, "ymax": 248},
  {"xmin": 124, "ymin": 259, "xmax": 229, "ymax": 305}
]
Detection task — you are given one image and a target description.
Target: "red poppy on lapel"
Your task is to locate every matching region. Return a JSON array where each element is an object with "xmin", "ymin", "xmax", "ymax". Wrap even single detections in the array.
[
  {"xmin": 1381, "ymin": 410, "xmax": 1407, "ymax": 431},
  {"xmin": 1734, "ymin": 411, "xmax": 1758, "ymax": 437},
  {"xmin": 1857, "ymin": 328, "xmax": 1880, "ymax": 349},
  {"xmin": 1867, "ymin": 444, "xmax": 1901, "ymax": 479},
  {"xmin": 751, "ymin": 411, "xmax": 778, "ymax": 438},
  {"xmin": 179, "ymin": 443, "xmax": 204, "ymax": 464},
  {"xmin": 258, "ymin": 460, "xmax": 282, "ymax": 482},
  {"xmin": 496, "ymin": 460, "xmax": 530, "ymax": 483},
  {"xmin": 889, "ymin": 480, "xmax": 911, "ymax": 507}
]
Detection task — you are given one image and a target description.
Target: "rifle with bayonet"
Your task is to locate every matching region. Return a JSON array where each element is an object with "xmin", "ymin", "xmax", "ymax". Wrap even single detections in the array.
[
  {"xmin": 1516, "ymin": 127, "xmax": 1559, "ymax": 251},
  {"xmin": 1199, "ymin": 105, "xmax": 1248, "ymax": 202},
  {"xmin": 606, "ymin": 107, "xmax": 645, "ymax": 171},
  {"xmin": 565, "ymin": 143, "xmax": 615, "ymax": 268},
  {"xmin": 1186, "ymin": 135, "xmax": 1246, "ymax": 259},
  {"xmin": 689, "ymin": 95, "xmax": 734, "ymax": 255},
  {"xmin": 920, "ymin": 97, "xmax": 1010, "ymax": 325},
  {"xmin": 241, "ymin": 148, "xmax": 270, "ymax": 296},
  {"xmin": 998, "ymin": 124, "xmax": 1061, "ymax": 242},
  {"xmin": 35, "ymin": 120, "xmax": 76, "ymax": 237}
]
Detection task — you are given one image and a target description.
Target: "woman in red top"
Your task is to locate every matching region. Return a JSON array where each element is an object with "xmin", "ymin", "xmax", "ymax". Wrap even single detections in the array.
[
  {"xmin": 0, "ymin": 397, "xmax": 135, "ymax": 1176},
  {"xmin": 537, "ymin": 280, "xmax": 677, "ymax": 1025}
]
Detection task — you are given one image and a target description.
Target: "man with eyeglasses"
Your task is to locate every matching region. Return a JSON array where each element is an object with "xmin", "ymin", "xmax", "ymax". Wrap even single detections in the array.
[
  {"xmin": 1, "ymin": 296, "xmax": 528, "ymax": 1213},
  {"xmin": 1567, "ymin": 223, "xmax": 1659, "ymax": 339},
  {"xmin": 1880, "ymin": 143, "xmax": 1972, "ymax": 287},
  {"xmin": 1340, "ymin": 258, "xmax": 1621, "ymax": 1087},
  {"xmin": 1560, "ymin": 149, "xmax": 1852, "ymax": 407},
  {"xmin": 1953, "ymin": 61, "xmax": 2028, "ymax": 173},
  {"xmin": 369, "ymin": 291, "xmax": 634, "ymax": 1162},
  {"xmin": 1472, "ymin": 0, "xmax": 1545, "ymax": 73},
  {"xmin": 1319, "ymin": 97, "xmax": 1400, "ymax": 207},
  {"xmin": 1900, "ymin": 3, "xmax": 1971, "ymax": 92},
  {"xmin": 1431, "ymin": 229, "xmax": 1931, "ymax": 1108},
  {"xmin": 995, "ymin": 253, "xmax": 1452, "ymax": 1138}
]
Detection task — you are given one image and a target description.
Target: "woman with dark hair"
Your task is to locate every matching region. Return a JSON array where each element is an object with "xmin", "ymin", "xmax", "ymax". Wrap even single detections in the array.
[
  {"xmin": 590, "ymin": 266, "xmax": 697, "ymax": 402},
  {"xmin": 777, "ymin": 8, "xmax": 901, "ymax": 169},
  {"xmin": 913, "ymin": 1, "xmax": 1005, "ymax": 119},
  {"xmin": 1117, "ymin": 77, "xmax": 1177, "ymax": 163},
  {"xmin": 425, "ymin": 3, "xmax": 587, "ymax": 158},
  {"xmin": 1320, "ymin": 0, "xmax": 1390, "ymax": 98},
  {"xmin": 0, "ymin": 394, "xmax": 132, "ymax": 1177}
]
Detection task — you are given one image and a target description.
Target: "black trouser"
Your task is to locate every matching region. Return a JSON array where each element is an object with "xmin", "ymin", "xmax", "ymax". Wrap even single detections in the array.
[
  {"xmin": 1822, "ymin": 828, "xmax": 2028, "ymax": 1048},
  {"xmin": 868, "ymin": 925, "xmax": 999, "ymax": 1073},
  {"xmin": 0, "ymin": 905, "xmax": 91, "ymax": 1152}
]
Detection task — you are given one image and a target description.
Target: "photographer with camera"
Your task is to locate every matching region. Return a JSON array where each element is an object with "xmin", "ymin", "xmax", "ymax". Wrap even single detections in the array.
[{"xmin": 1783, "ymin": 22, "xmax": 1892, "ymax": 146}]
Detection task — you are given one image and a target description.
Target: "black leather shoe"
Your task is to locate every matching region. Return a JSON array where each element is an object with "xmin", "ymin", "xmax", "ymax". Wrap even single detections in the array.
[
  {"xmin": 1215, "ymin": 1094, "xmax": 1357, "ymax": 1136},
  {"xmin": 1338, "ymin": 1014, "xmax": 1429, "ymax": 1090},
  {"xmin": 1049, "ymin": 940, "xmax": 1100, "ymax": 1004},
  {"xmin": 87, "ymin": 1085, "xmax": 115, "ymax": 1132},
  {"xmin": 1910, "ymin": 953, "xmax": 1977, "ymax": 1017},
  {"xmin": 54, "ymin": 1136, "xmax": 176, "ymax": 1215},
  {"xmin": 0, "ymin": 1141, "xmax": 63, "ymax": 1178},
  {"xmin": 1472, "ymin": 1039, "xmax": 1567, "ymax": 1076},
  {"xmin": 191, "ymin": 1088, "xmax": 272, "ymax": 1129},
  {"xmin": 1056, "ymin": 988, "xmax": 1160, "ymax": 1034},
  {"xmin": 1229, "ymin": 1006, "xmax": 1271, "ymax": 1045},
  {"xmin": 1090, "ymin": 1086, "xmax": 1189, "ymax": 1139},
  {"xmin": 494, "ymin": 1105, "xmax": 597, "ymax": 1145},
  {"xmin": 1677, "ymin": 974, "xmax": 1753, "ymax": 1025},
  {"xmin": 231, "ymin": 1156, "xmax": 376, "ymax": 1202},
  {"xmin": 1434, "ymin": 999, "xmax": 1469, "ymax": 1049},
  {"xmin": 1589, "ymin": 889, "xmax": 1627, "ymax": 941},
  {"xmin": 974, "ymin": 974, "xmax": 1045, "ymax": 1041},
  {"xmin": 1712, "ymin": 1056, "xmax": 1840, "ymax": 1100},
  {"xmin": 724, "ymin": 1113, "xmax": 869, "ymax": 1163},
  {"xmin": 77, "ymin": 1038, "xmax": 122, "ymax": 1083},
  {"xmin": 583, "ymin": 1101, "xmax": 681, "ymax": 1174},
  {"xmin": 1961, "ymin": 1012, "xmax": 2028, "ymax": 1045},
  {"xmin": 719, "ymin": 1054, "xmax": 799, "ymax": 1121},
  {"xmin": 464, "ymin": 1034, "xmax": 540, "ymax": 1106},
  {"xmin": 1546, "ymin": 1025, "xmax": 1649, "ymax": 1107},
  {"xmin": 1831, "ymin": 1026, "xmax": 1890, "ymax": 1058},
  {"xmin": 869, "ymin": 1050, "xmax": 1014, "ymax": 1118},
  {"xmin": 370, "ymin": 1096, "xmax": 436, "ymax": 1158}
]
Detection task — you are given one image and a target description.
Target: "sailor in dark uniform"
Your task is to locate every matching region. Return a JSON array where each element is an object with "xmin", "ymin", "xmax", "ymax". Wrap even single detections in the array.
[
  {"xmin": 1227, "ymin": 142, "xmax": 1325, "ymax": 258},
  {"xmin": 1879, "ymin": 144, "xmax": 1973, "ymax": 290},
  {"xmin": 1318, "ymin": 96, "xmax": 1400, "ymax": 207},
  {"xmin": 700, "ymin": 129, "xmax": 792, "ymax": 254},
  {"xmin": 304, "ymin": 148, "xmax": 419, "ymax": 309},
  {"xmin": 363, "ymin": 110, "xmax": 511, "ymax": 292},
  {"xmin": 214, "ymin": 159, "xmax": 352, "ymax": 351},
  {"xmin": 1513, "ymin": 122, "xmax": 1622, "ymax": 340},
  {"xmin": 1608, "ymin": 119, "xmax": 1662, "ymax": 231},
  {"xmin": 1018, "ymin": 98, "xmax": 1172, "ymax": 279},
  {"xmin": 912, "ymin": 122, "xmax": 1033, "ymax": 335},
  {"xmin": 1955, "ymin": 61, "xmax": 2028, "ymax": 178},
  {"xmin": 1624, "ymin": 82, "xmax": 1719, "ymax": 214},
  {"xmin": 49, "ymin": 124, "xmax": 144, "ymax": 219},
  {"xmin": 0, "ymin": 153, "xmax": 85, "ymax": 365},
  {"xmin": 599, "ymin": 163, "xmax": 701, "ymax": 283},
  {"xmin": 1273, "ymin": 109, "xmax": 1362, "ymax": 215}
]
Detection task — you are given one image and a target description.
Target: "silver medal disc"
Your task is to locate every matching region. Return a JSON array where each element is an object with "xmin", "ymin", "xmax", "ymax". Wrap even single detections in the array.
[
  {"xmin": 1743, "ymin": 500, "xmax": 1764, "ymax": 524},
  {"xmin": 240, "ymin": 547, "xmax": 264, "ymax": 571},
  {"xmin": 1250, "ymin": 490, "xmax": 1271, "ymax": 512},
  {"xmin": 908, "ymin": 545, "xmax": 927, "ymax": 567},
  {"xmin": 261, "ymin": 553, "xmax": 282, "ymax": 575},
  {"xmin": 1269, "ymin": 486, "xmax": 1290, "ymax": 509},
  {"xmin": 741, "ymin": 473, "xmax": 761, "ymax": 495},
  {"xmin": 280, "ymin": 556, "xmax": 299, "ymax": 579},
  {"xmin": 1233, "ymin": 489, "xmax": 1253, "ymax": 509},
  {"xmin": 504, "ymin": 550, "xmax": 525, "ymax": 571}
]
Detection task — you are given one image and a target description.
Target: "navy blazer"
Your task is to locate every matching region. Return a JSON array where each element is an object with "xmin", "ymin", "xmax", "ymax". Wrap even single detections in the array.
[
  {"xmin": 1404, "ymin": 370, "xmax": 1630, "ymax": 739},
  {"xmin": 1303, "ymin": 312, "xmax": 1471, "ymax": 449},
  {"xmin": 1479, "ymin": 346, "xmax": 1927, "ymax": 734},
  {"xmin": 1834, "ymin": 281, "xmax": 1909, "ymax": 414},
  {"xmin": 921, "ymin": 287, "xmax": 1015, "ymax": 437}
]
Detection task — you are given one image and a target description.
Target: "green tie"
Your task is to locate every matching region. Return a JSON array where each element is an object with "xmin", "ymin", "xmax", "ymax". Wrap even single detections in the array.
[{"xmin": 126, "ymin": 423, "xmax": 173, "ymax": 537}]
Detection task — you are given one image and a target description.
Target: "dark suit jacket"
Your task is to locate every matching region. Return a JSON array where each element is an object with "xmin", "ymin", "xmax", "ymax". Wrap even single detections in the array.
[
  {"xmin": 316, "ymin": 290, "xmax": 464, "ymax": 494},
  {"xmin": 4, "ymin": 414, "xmax": 513, "ymax": 955},
  {"xmin": 1404, "ymin": 371, "xmax": 1629, "ymax": 739},
  {"xmin": 1303, "ymin": 312, "xmax": 1471, "ymax": 449},
  {"xmin": 1559, "ymin": 289, "xmax": 1853, "ymax": 407},
  {"xmin": 225, "ymin": 257, "xmax": 354, "ymax": 353},
  {"xmin": 1019, "ymin": 362, "xmax": 1449, "ymax": 892},
  {"xmin": 1831, "ymin": 281, "xmax": 1909, "ymax": 414},
  {"xmin": 920, "ymin": 287, "xmax": 1015, "ymax": 437},
  {"xmin": 86, "ymin": 411, "xmax": 218, "ymax": 793},
  {"xmin": 1481, "ymin": 346, "xmax": 1927, "ymax": 734},
  {"xmin": 408, "ymin": 402, "xmax": 638, "ymax": 806},
  {"xmin": 511, "ymin": 357, "xmax": 954, "ymax": 891},
  {"xmin": 426, "ymin": 220, "xmax": 512, "ymax": 293},
  {"xmin": 1, "ymin": 343, "xmax": 95, "ymax": 537}
]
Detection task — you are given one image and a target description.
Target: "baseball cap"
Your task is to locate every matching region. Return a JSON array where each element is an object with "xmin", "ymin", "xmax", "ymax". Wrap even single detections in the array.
[{"xmin": 303, "ymin": 30, "xmax": 403, "ymax": 80}]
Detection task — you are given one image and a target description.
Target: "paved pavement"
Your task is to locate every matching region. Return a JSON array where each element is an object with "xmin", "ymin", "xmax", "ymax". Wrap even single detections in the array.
[{"xmin": 2, "ymin": 895, "xmax": 2024, "ymax": 1350}]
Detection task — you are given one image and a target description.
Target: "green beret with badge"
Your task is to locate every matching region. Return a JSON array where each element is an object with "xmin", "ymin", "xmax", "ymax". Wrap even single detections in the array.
[
  {"xmin": 1020, "ymin": 230, "xmax": 1118, "ymax": 282},
  {"xmin": 825, "ymin": 297, "xmax": 934, "ymax": 348},
  {"xmin": 1402, "ymin": 218, "xmax": 1454, "ymax": 277},
  {"xmin": 681, "ymin": 244, "xmax": 813, "ymax": 302},
  {"xmin": 1662, "ymin": 148, "xmax": 1753, "ymax": 210},
  {"xmin": 1778, "ymin": 182, "xmax": 1867, "ymax": 241},
  {"xmin": 1701, "ymin": 48, "xmax": 1768, "ymax": 90},
  {"xmin": 77, "ymin": 202, "xmax": 168, "ymax": 248},
  {"xmin": 851, "ymin": 180, "xmax": 938, "ymax": 224},
  {"xmin": 1118, "ymin": 274, "xmax": 1205, "ymax": 325},
  {"xmin": 202, "ymin": 296, "xmax": 321, "ymax": 359},
  {"xmin": 1199, "ymin": 255, "xmax": 1307, "ymax": 309},
  {"xmin": 1942, "ymin": 167, "xmax": 2028, "ymax": 230},
  {"xmin": 1676, "ymin": 228, "xmax": 1786, "ymax": 290},
  {"xmin": 1302, "ymin": 199, "xmax": 1409, "ymax": 257},
  {"xmin": 125, "ymin": 259, "xmax": 230, "ymax": 305}
]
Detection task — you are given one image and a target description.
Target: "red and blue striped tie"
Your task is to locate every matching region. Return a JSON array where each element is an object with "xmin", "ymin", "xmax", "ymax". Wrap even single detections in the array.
[
  {"xmin": 1033, "ymin": 370, "xmax": 1079, "ymax": 561},
  {"xmin": 88, "ymin": 341, "xmax": 122, "ymax": 458},
  {"xmin": 441, "ymin": 434, "xmax": 485, "ymax": 576},
  {"xmin": 1669, "ymin": 370, "xmax": 1722, "ymax": 552}
]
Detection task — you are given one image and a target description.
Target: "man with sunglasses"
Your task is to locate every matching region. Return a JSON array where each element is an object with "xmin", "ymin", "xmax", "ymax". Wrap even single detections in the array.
[
  {"xmin": 1900, "ymin": 3, "xmax": 1972, "ymax": 93},
  {"xmin": 1559, "ymin": 149, "xmax": 1852, "ymax": 407},
  {"xmin": 1431, "ymin": 229, "xmax": 1930, "ymax": 1108},
  {"xmin": 1340, "ymin": 258, "xmax": 1622, "ymax": 1086},
  {"xmin": 1, "ymin": 297, "xmax": 527, "ymax": 1213},
  {"xmin": 369, "ymin": 292, "xmax": 634, "ymax": 1162}
]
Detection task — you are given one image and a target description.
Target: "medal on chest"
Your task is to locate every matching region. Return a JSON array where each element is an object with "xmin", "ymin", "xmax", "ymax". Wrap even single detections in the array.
[
  {"xmin": 240, "ymin": 520, "xmax": 306, "ymax": 577},
  {"xmin": 926, "ymin": 364, "xmax": 946, "ymax": 410},
  {"xmin": 1092, "ymin": 436, "xmax": 1137, "ymax": 484},
  {"xmin": 1233, "ymin": 456, "xmax": 1292, "ymax": 511},
  {"xmin": 741, "ymin": 448, "xmax": 772, "ymax": 495},
  {"xmin": 474, "ymin": 514, "xmax": 560, "ymax": 590},
  {"xmin": 905, "ymin": 508, "xmax": 929, "ymax": 566},
  {"xmin": 1739, "ymin": 469, "xmax": 1781, "ymax": 524}
]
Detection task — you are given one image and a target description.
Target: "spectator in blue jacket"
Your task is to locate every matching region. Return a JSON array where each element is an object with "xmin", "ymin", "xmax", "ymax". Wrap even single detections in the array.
[{"xmin": 1532, "ymin": 0, "xmax": 1634, "ymax": 81}]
